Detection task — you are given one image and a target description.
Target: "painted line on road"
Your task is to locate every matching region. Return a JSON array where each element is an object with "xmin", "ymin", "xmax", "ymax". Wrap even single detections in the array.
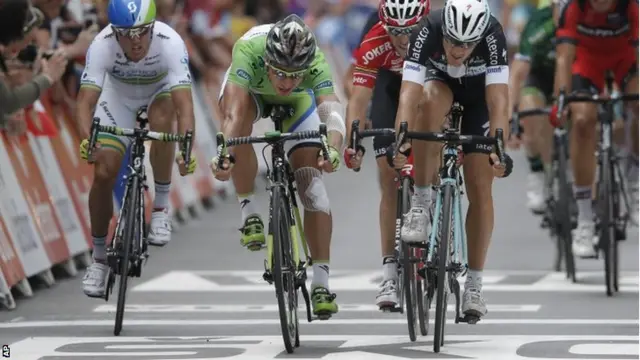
[
  {"xmin": 0, "ymin": 318, "xmax": 636, "ymax": 328},
  {"xmin": 92, "ymin": 303, "xmax": 541, "ymax": 313},
  {"xmin": 570, "ymin": 343, "xmax": 638, "ymax": 355}
]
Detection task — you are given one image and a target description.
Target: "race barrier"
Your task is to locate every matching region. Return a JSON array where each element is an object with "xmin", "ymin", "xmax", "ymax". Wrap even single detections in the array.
[{"xmin": 0, "ymin": 43, "xmax": 350, "ymax": 311}]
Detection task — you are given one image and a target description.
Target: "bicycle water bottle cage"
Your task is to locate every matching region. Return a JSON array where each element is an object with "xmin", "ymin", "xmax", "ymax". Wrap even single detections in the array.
[{"xmin": 136, "ymin": 106, "xmax": 149, "ymax": 128}]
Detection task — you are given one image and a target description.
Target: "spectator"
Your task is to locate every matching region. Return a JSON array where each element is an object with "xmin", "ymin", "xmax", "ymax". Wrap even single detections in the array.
[{"xmin": 0, "ymin": 0, "xmax": 67, "ymax": 128}]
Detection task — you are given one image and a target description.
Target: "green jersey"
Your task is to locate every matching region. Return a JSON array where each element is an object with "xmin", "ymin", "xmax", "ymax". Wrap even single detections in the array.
[
  {"xmin": 515, "ymin": 6, "xmax": 556, "ymax": 76},
  {"xmin": 227, "ymin": 24, "xmax": 336, "ymax": 102}
]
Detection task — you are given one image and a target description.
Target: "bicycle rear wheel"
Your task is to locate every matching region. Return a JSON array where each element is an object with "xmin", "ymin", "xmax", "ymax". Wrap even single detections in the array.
[
  {"xmin": 556, "ymin": 141, "xmax": 576, "ymax": 282},
  {"xmin": 114, "ymin": 177, "xmax": 139, "ymax": 336},
  {"xmin": 599, "ymin": 151, "xmax": 616, "ymax": 296},
  {"xmin": 416, "ymin": 250, "xmax": 429, "ymax": 336},
  {"xmin": 271, "ymin": 186, "xmax": 299, "ymax": 353},
  {"xmin": 399, "ymin": 177, "xmax": 418, "ymax": 342},
  {"xmin": 433, "ymin": 184, "xmax": 453, "ymax": 353}
]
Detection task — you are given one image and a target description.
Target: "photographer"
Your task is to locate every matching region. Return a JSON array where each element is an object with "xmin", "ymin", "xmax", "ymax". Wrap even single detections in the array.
[{"xmin": 0, "ymin": 0, "xmax": 67, "ymax": 127}]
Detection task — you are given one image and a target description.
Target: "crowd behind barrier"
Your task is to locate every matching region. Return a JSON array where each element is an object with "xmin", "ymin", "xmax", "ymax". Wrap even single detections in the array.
[{"xmin": 0, "ymin": 0, "xmax": 524, "ymax": 310}]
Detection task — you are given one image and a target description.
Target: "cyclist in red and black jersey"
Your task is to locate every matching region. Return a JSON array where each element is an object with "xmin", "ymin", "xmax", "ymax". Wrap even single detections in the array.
[
  {"xmin": 344, "ymin": 0, "xmax": 430, "ymax": 310},
  {"xmin": 554, "ymin": 0, "xmax": 638, "ymax": 258}
]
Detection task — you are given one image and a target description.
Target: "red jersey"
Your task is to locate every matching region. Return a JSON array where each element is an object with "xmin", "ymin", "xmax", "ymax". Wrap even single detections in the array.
[
  {"xmin": 557, "ymin": 0, "xmax": 638, "ymax": 54},
  {"xmin": 352, "ymin": 22, "xmax": 404, "ymax": 89}
]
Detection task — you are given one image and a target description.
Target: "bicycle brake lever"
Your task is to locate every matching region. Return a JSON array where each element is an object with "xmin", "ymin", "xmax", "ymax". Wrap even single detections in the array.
[
  {"xmin": 495, "ymin": 128, "xmax": 506, "ymax": 165},
  {"xmin": 351, "ymin": 120, "xmax": 361, "ymax": 172},
  {"xmin": 87, "ymin": 117, "xmax": 100, "ymax": 164},
  {"xmin": 318, "ymin": 124, "xmax": 330, "ymax": 162},
  {"xmin": 183, "ymin": 130, "xmax": 193, "ymax": 168},
  {"xmin": 215, "ymin": 132, "xmax": 228, "ymax": 169}
]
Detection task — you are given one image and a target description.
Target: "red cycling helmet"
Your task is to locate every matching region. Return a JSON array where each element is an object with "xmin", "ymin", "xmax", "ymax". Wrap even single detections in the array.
[{"xmin": 379, "ymin": 0, "xmax": 430, "ymax": 28}]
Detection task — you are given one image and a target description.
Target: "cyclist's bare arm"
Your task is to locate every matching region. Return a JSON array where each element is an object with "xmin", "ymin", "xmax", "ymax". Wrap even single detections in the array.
[
  {"xmin": 345, "ymin": 82, "xmax": 373, "ymax": 141},
  {"xmin": 394, "ymin": 80, "xmax": 423, "ymax": 130},
  {"xmin": 170, "ymin": 87, "xmax": 196, "ymax": 139},
  {"xmin": 343, "ymin": 63, "xmax": 355, "ymax": 99},
  {"xmin": 486, "ymin": 83, "xmax": 510, "ymax": 138},
  {"xmin": 316, "ymin": 93, "xmax": 346, "ymax": 150},
  {"xmin": 75, "ymin": 87, "xmax": 101, "ymax": 140},
  {"xmin": 221, "ymin": 82, "xmax": 254, "ymax": 156},
  {"xmin": 553, "ymin": 43, "xmax": 575, "ymax": 96},
  {"xmin": 508, "ymin": 59, "xmax": 531, "ymax": 111}
]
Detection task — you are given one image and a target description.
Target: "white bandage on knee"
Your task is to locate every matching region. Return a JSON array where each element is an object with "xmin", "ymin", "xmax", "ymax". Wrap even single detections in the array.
[
  {"xmin": 317, "ymin": 101, "xmax": 346, "ymax": 141},
  {"xmin": 294, "ymin": 167, "xmax": 330, "ymax": 215}
]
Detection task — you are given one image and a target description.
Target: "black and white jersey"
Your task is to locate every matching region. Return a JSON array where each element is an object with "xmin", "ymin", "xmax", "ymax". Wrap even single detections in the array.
[{"xmin": 402, "ymin": 9, "xmax": 510, "ymax": 86}]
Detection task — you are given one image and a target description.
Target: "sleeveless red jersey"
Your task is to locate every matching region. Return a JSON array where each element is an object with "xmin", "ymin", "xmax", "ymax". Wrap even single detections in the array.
[{"xmin": 352, "ymin": 21, "xmax": 404, "ymax": 89}]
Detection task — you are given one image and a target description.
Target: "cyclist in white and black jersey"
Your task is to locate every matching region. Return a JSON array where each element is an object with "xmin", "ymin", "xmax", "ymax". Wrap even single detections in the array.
[
  {"xmin": 77, "ymin": 0, "xmax": 197, "ymax": 299},
  {"xmin": 391, "ymin": 0, "xmax": 513, "ymax": 320}
]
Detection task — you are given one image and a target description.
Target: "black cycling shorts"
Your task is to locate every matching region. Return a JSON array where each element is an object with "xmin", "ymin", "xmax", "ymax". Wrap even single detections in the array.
[
  {"xmin": 523, "ymin": 71, "xmax": 554, "ymax": 102},
  {"xmin": 370, "ymin": 68, "xmax": 402, "ymax": 158},
  {"xmin": 424, "ymin": 67, "xmax": 492, "ymax": 155}
]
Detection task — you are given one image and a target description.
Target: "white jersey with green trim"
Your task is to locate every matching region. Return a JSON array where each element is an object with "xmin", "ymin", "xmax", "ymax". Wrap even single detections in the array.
[{"xmin": 80, "ymin": 21, "xmax": 192, "ymax": 99}]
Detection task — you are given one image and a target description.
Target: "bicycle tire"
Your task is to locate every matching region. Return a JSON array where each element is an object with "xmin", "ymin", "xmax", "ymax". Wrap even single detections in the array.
[
  {"xmin": 599, "ymin": 150, "xmax": 615, "ymax": 296},
  {"xmin": 272, "ymin": 186, "xmax": 298, "ymax": 353},
  {"xmin": 114, "ymin": 176, "xmax": 139, "ymax": 336},
  {"xmin": 416, "ymin": 257, "xmax": 429, "ymax": 336},
  {"xmin": 433, "ymin": 184, "xmax": 453, "ymax": 353},
  {"xmin": 400, "ymin": 177, "xmax": 417, "ymax": 342},
  {"xmin": 556, "ymin": 141, "xmax": 576, "ymax": 282}
]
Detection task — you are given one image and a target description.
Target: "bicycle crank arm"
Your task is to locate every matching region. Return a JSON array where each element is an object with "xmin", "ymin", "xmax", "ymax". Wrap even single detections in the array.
[{"xmin": 300, "ymin": 283, "xmax": 313, "ymax": 322}]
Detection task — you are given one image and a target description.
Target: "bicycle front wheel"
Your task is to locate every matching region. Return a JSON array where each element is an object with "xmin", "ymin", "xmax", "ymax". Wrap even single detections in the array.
[
  {"xmin": 556, "ymin": 140, "xmax": 576, "ymax": 282},
  {"xmin": 433, "ymin": 184, "xmax": 453, "ymax": 353},
  {"xmin": 399, "ymin": 176, "xmax": 418, "ymax": 342},
  {"xmin": 271, "ymin": 186, "xmax": 298, "ymax": 353},
  {"xmin": 114, "ymin": 176, "xmax": 139, "ymax": 336}
]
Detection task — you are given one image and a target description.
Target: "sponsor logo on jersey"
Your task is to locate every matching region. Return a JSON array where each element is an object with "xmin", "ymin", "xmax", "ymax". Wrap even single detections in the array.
[
  {"xmin": 361, "ymin": 42, "xmax": 393, "ymax": 65},
  {"xmin": 577, "ymin": 24, "xmax": 630, "ymax": 37},
  {"xmin": 410, "ymin": 27, "xmax": 429, "ymax": 61},
  {"xmin": 353, "ymin": 76, "xmax": 368, "ymax": 84},
  {"xmin": 314, "ymin": 80, "xmax": 333, "ymax": 90},
  {"xmin": 111, "ymin": 66, "xmax": 159, "ymax": 78},
  {"xmin": 485, "ymin": 33, "xmax": 499, "ymax": 66},
  {"xmin": 236, "ymin": 69, "xmax": 252, "ymax": 81},
  {"xmin": 486, "ymin": 66, "xmax": 503, "ymax": 74},
  {"xmin": 404, "ymin": 62, "xmax": 422, "ymax": 72}
]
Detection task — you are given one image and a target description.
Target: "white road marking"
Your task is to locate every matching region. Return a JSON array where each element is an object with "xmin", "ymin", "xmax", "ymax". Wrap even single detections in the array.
[
  {"xmin": 92, "ymin": 303, "xmax": 541, "ymax": 313},
  {"xmin": 131, "ymin": 270, "xmax": 639, "ymax": 292},
  {"xmin": 9, "ymin": 335, "xmax": 639, "ymax": 360},
  {"xmin": 0, "ymin": 318, "xmax": 636, "ymax": 328},
  {"xmin": 570, "ymin": 343, "xmax": 639, "ymax": 355}
]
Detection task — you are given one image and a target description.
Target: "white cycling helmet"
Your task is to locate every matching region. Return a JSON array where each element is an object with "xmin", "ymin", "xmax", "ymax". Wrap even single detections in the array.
[
  {"xmin": 442, "ymin": 0, "xmax": 491, "ymax": 43},
  {"xmin": 379, "ymin": 0, "xmax": 430, "ymax": 27}
]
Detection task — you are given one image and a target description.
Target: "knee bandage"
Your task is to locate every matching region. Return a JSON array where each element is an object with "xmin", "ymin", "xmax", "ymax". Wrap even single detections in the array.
[{"xmin": 294, "ymin": 167, "xmax": 330, "ymax": 214}]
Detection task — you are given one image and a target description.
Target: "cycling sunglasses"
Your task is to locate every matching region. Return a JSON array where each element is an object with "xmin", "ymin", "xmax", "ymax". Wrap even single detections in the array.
[
  {"xmin": 443, "ymin": 32, "xmax": 480, "ymax": 49},
  {"xmin": 112, "ymin": 23, "xmax": 154, "ymax": 38},
  {"xmin": 266, "ymin": 62, "xmax": 307, "ymax": 80},
  {"xmin": 384, "ymin": 24, "xmax": 417, "ymax": 37}
]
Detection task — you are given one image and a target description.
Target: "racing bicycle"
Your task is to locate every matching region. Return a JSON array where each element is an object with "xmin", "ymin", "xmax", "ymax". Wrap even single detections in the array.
[
  {"xmin": 556, "ymin": 71, "xmax": 638, "ymax": 296},
  {"xmin": 511, "ymin": 107, "xmax": 577, "ymax": 282},
  {"xmin": 215, "ymin": 105, "xmax": 331, "ymax": 354},
  {"xmin": 86, "ymin": 109, "xmax": 193, "ymax": 336}
]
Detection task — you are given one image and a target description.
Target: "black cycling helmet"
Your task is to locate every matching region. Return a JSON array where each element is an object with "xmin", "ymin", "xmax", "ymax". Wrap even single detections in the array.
[{"xmin": 264, "ymin": 14, "xmax": 317, "ymax": 71}]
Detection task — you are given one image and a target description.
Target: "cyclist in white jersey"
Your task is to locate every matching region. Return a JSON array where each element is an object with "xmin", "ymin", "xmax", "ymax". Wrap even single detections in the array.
[{"xmin": 77, "ymin": 0, "xmax": 197, "ymax": 298}]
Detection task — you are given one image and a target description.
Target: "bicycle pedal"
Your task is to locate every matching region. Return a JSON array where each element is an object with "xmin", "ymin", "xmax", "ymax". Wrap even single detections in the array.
[
  {"xmin": 458, "ymin": 314, "xmax": 481, "ymax": 324},
  {"xmin": 246, "ymin": 242, "xmax": 265, "ymax": 251},
  {"xmin": 313, "ymin": 312, "xmax": 333, "ymax": 321},
  {"xmin": 379, "ymin": 305, "xmax": 402, "ymax": 313}
]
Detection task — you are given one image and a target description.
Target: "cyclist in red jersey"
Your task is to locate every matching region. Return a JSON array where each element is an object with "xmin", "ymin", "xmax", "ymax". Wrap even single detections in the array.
[
  {"xmin": 554, "ymin": 0, "xmax": 638, "ymax": 258},
  {"xmin": 344, "ymin": 0, "xmax": 430, "ymax": 310}
]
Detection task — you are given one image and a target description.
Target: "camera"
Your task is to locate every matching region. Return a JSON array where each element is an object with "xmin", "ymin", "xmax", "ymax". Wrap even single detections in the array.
[{"xmin": 16, "ymin": 44, "xmax": 54, "ymax": 64}]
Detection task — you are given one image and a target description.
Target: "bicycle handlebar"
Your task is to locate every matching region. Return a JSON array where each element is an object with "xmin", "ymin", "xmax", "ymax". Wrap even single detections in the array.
[
  {"xmin": 215, "ymin": 124, "xmax": 330, "ymax": 168},
  {"xmin": 557, "ymin": 90, "xmax": 639, "ymax": 123},
  {"xmin": 87, "ymin": 117, "xmax": 193, "ymax": 165},
  {"xmin": 350, "ymin": 120, "xmax": 506, "ymax": 166}
]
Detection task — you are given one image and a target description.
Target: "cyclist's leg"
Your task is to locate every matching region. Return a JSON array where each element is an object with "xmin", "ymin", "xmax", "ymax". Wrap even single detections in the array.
[
  {"xmin": 83, "ymin": 90, "xmax": 136, "ymax": 297},
  {"xmin": 283, "ymin": 90, "xmax": 337, "ymax": 316},
  {"xmin": 620, "ymin": 59, "xmax": 639, "ymax": 222},
  {"xmin": 520, "ymin": 75, "xmax": 553, "ymax": 213},
  {"xmin": 569, "ymin": 65, "xmax": 601, "ymax": 258},
  {"xmin": 146, "ymin": 86, "xmax": 176, "ymax": 245},
  {"xmin": 218, "ymin": 70, "xmax": 264, "ymax": 249},
  {"xmin": 457, "ymin": 80, "xmax": 493, "ymax": 318},
  {"xmin": 370, "ymin": 69, "xmax": 401, "ymax": 308},
  {"xmin": 401, "ymin": 67, "xmax": 452, "ymax": 243}
]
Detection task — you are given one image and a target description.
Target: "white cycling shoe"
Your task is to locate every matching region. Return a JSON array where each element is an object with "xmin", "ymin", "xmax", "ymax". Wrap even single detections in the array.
[
  {"xmin": 148, "ymin": 209, "xmax": 172, "ymax": 246},
  {"xmin": 526, "ymin": 172, "xmax": 546, "ymax": 214},
  {"xmin": 82, "ymin": 262, "xmax": 109, "ymax": 298},
  {"xmin": 376, "ymin": 279, "xmax": 399, "ymax": 309},
  {"xmin": 401, "ymin": 206, "xmax": 431, "ymax": 243},
  {"xmin": 572, "ymin": 220, "xmax": 598, "ymax": 258}
]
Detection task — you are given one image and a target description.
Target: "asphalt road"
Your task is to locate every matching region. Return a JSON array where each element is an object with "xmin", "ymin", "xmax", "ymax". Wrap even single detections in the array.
[{"xmin": 1, "ymin": 137, "xmax": 638, "ymax": 360}]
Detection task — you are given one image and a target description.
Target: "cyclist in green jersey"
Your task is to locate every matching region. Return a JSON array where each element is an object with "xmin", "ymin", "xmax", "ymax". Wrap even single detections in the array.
[
  {"xmin": 211, "ymin": 15, "xmax": 344, "ymax": 316},
  {"xmin": 508, "ymin": 2, "xmax": 561, "ymax": 214}
]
